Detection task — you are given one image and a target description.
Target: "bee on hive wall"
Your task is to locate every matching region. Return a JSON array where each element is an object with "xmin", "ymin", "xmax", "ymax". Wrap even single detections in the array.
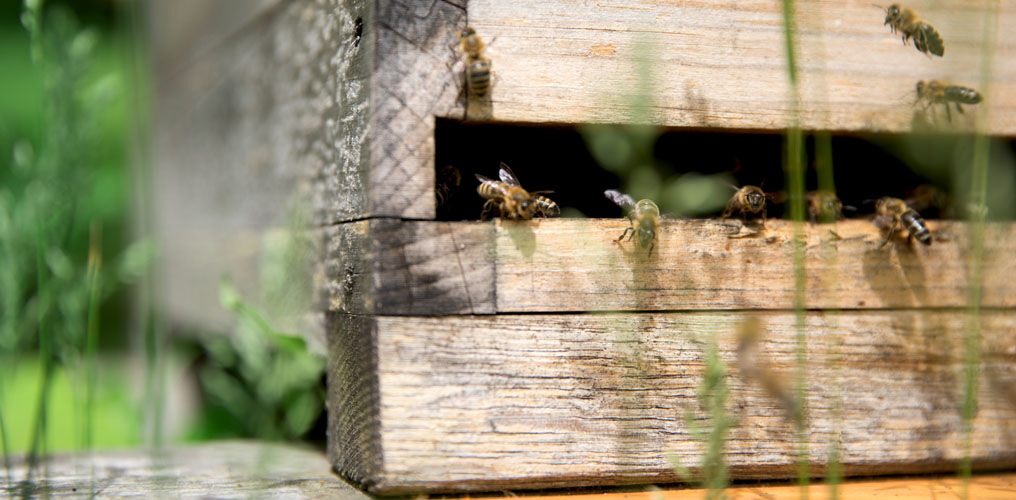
[
  {"xmin": 604, "ymin": 189, "xmax": 660, "ymax": 254},
  {"xmin": 881, "ymin": 4, "xmax": 944, "ymax": 57},
  {"xmin": 476, "ymin": 162, "xmax": 559, "ymax": 220},
  {"xmin": 915, "ymin": 80, "xmax": 982, "ymax": 122},
  {"xmin": 459, "ymin": 27, "xmax": 492, "ymax": 97},
  {"xmin": 874, "ymin": 196, "xmax": 931, "ymax": 246},
  {"xmin": 723, "ymin": 185, "xmax": 768, "ymax": 227}
]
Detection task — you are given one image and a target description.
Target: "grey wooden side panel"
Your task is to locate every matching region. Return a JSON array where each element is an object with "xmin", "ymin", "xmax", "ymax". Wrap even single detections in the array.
[
  {"xmin": 323, "ymin": 220, "xmax": 495, "ymax": 315},
  {"xmin": 326, "ymin": 312, "xmax": 383, "ymax": 489},
  {"xmin": 368, "ymin": 0, "xmax": 467, "ymax": 219}
]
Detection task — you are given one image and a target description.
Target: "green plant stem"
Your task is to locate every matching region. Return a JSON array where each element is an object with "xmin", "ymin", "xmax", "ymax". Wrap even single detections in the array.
[
  {"xmin": 960, "ymin": 4, "xmax": 998, "ymax": 499},
  {"xmin": 781, "ymin": 0, "xmax": 809, "ymax": 496},
  {"xmin": 85, "ymin": 221, "xmax": 102, "ymax": 452},
  {"xmin": 27, "ymin": 224, "xmax": 53, "ymax": 474}
]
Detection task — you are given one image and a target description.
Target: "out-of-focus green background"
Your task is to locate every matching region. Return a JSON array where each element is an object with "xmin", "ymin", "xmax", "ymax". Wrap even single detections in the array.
[{"xmin": 0, "ymin": 0, "xmax": 326, "ymax": 458}]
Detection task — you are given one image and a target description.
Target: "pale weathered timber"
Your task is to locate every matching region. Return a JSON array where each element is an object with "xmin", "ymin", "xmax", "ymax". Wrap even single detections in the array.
[
  {"xmin": 321, "ymin": 219, "xmax": 1016, "ymax": 315},
  {"xmin": 0, "ymin": 440, "xmax": 366, "ymax": 499},
  {"xmin": 543, "ymin": 473, "xmax": 1016, "ymax": 500},
  {"xmin": 323, "ymin": 220, "xmax": 494, "ymax": 315},
  {"xmin": 326, "ymin": 310, "xmax": 1016, "ymax": 493},
  {"xmin": 495, "ymin": 218, "xmax": 1016, "ymax": 312},
  {"xmin": 466, "ymin": 0, "xmax": 1016, "ymax": 134}
]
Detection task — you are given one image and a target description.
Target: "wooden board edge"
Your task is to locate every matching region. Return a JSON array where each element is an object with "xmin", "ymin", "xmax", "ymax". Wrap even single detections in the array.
[{"xmin": 326, "ymin": 312, "xmax": 383, "ymax": 489}]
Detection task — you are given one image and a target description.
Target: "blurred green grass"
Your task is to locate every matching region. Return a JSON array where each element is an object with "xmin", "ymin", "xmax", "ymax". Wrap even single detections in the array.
[{"xmin": 0, "ymin": 357, "xmax": 140, "ymax": 452}]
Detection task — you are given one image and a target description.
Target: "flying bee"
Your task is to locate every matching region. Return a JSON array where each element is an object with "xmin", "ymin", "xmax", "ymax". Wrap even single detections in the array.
[
  {"xmin": 916, "ymin": 80, "xmax": 982, "ymax": 122},
  {"xmin": 475, "ymin": 162, "xmax": 559, "ymax": 220},
  {"xmin": 881, "ymin": 4, "xmax": 944, "ymax": 57},
  {"xmin": 874, "ymin": 196, "xmax": 931, "ymax": 246},
  {"xmin": 905, "ymin": 184, "xmax": 950, "ymax": 218},
  {"xmin": 459, "ymin": 27, "xmax": 492, "ymax": 97},
  {"xmin": 723, "ymin": 185, "xmax": 768, "ymax": 226},
  {"xmin": 604, "ymin": 189, "xmax": 660, "ymax": 254},
  {"xmin": 806, "ymin": 190, "xmax": 844, "ymax": 223},
  {"xmin": 736, "ymin": 316, "xmax": 804, "ymax": 427}
]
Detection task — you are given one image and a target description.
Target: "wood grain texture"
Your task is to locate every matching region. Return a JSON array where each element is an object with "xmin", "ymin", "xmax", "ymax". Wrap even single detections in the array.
[
  {"xmin": 545, "ymin": 473, "xmax": 1016, "ymax": 500},
  {"xmin": 465, "ymin": 0, "xmax": 1016, "ymax": 133},
  {"xmin": 1, "ymin": 440, "xmax": 366, "ymax": 498},
  {"xmin": 327, "ymin": 313, "xmax": 382, "ymax": 490},
  {"xmin": 495, "ymin": 218, "xmax": 1016, "ymax": 312},
  {"xmin": 369, "ymin": 0, "xmax": 466, "ymax": 219},
  {"xmin": 323, "ymin": 219, "xmax": 495, "ymax": 315},
  {"xmin": 327, "ymin": 310, "xmax": 1016, "ymax": 493},
  {"xmin": 321, "ymin": 219, "xmax": 1016, "ymax": 315}
]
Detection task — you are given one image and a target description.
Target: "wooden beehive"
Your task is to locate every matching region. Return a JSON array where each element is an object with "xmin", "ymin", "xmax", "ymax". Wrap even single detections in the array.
[{"xmin": 151, "ymin": 0, "xmax": 1016, "ymax": 494}]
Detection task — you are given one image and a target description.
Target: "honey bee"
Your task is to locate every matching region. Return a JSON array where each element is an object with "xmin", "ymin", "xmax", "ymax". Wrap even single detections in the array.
[
  {"xmin": 874, "ymin": 196, "xmax": 931, "ymax": 246},
  {"xmin": 475, "ymin": 162, "xmax": 559, "ymax": 220},
  {"xmin": 905, "ymin": 184, "xmax": 949, "ymax": 218},
  {"xmin": 459, "ymin": 27, "xmax": 491, "ymax": 97},
  {"xmin": 723, "ymin": 185, "xmax": 768, "ymax": 226},
  {"xmin": 604, "ymin": 189, "xmax": 660, "ymax": 254},
  {"xmin": 806, "ymin": 190, "xmax": 843, "ymax": 223},
  {"xmin": 435, "ymin": 164, "xmax": 461, "ymax": 208},
  {"xmin": 916, "ymin": 80, "xmax": 983, "ymax": 122},
  {"xmin": 882, "ymin": 4, "xmax": 944, "ymax": 57}
]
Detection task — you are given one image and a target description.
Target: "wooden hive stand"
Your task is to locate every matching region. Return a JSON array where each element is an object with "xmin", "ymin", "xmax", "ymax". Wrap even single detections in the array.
[{"xmin": 151, "ymin": 0, "xmax": 1016, "ymax": 495}]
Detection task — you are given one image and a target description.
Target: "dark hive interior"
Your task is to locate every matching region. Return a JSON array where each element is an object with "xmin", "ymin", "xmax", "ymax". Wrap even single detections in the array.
[{"xmin": 435, "ymin": 118, "xmax": 1016, "ymax": 221}]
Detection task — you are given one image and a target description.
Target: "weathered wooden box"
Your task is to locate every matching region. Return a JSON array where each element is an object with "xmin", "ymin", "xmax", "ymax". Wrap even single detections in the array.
[{"xmin": 151, "ymin": 0, "xmax": 1016, "ymax": 494}]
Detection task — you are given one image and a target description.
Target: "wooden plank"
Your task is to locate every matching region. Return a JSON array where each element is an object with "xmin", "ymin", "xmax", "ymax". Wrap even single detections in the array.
[
  {"xmin": 326, "ymin": 313, "xmax": 382, "ymax": 489},
  {"xmin": 323, "ymin": 220, "xmax": 495, "ymax": 315},
  {"xmin": 321, "ymin": 219, "xmax": 1016, "ymax": 315},
  {"xmin": 495, "ymin": 218, "xmax": 1016, "ymax": 312},
  {"xmin": 368, "ymin": 0, "xmax": 466, "ymax": 219},
  {"xmin": 541, "ymin": 473, "xmax": 1016, "ymax": 500},
  {"xmin": 465, "ymin": 0, "xmax": 1016, "ymax": 134},
  {"xmin": 2, "ymin": 440, "xmax": 367, "ymax": 499},
  {"xmin": 325, "ymin": 310, "xmax": 1016, "ymax": 493}
]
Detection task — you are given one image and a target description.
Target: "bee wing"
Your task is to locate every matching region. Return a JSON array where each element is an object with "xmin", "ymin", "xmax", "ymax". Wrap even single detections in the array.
[
  {"xmin": 475, "ymin": 173, "xmax": 495, "ymax": 183},
  {"xmin": 603, "ymin": 189, "xmax": 636, "ymax": 211},
  {"xmin": 766, "ymin": 190, "xmax": 788, "ymax": 203},
  {"xmin": 498, "ymin": 162, "xmax": 521, "ymax": 186}
]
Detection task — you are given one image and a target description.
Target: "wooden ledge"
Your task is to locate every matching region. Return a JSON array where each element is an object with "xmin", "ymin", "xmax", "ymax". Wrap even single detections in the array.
[{"xmin": 324, "ymin": 218, "xmax": 1016, "ymax": 315}]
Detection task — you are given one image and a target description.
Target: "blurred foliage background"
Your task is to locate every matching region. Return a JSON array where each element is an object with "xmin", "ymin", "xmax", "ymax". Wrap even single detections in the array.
[{"xmin": 0, "ymin": 0, "xmax": 326, "ymax": 465}]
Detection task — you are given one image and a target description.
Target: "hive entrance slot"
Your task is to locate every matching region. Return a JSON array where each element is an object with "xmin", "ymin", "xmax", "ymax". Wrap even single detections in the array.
[{"xmin": 434, "ymin": 118, "xmax": 1015, "ymax": 222}]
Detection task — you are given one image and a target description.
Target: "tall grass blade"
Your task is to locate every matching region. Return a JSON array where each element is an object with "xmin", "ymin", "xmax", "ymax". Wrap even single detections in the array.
[
  {"xmin": 780, "ymin": 0, "xmax": 809, "ymax": 496},
  {"xmin": 961, "ymin": 4, "xmax": 998, "ymax": 497}
]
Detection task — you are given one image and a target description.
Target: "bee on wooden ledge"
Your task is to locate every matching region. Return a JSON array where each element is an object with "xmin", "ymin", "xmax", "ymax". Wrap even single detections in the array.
[
  {"xmin": 604, "ymin": 189, "xmax": 660, "ymax": 255},
  {"xmin": 476, "ymin": 162, "xmax": 559, "ymax": 220},
  {"xmin": 874, "ymin": 196, "xmax": 932, "ymax": 247}
]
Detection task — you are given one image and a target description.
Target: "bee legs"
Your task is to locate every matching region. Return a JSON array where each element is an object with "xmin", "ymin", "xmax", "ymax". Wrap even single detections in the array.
[
  {"xmin": 480, "ymin": 199, "xmax": 497, "ymax": 220},
  {"xmin": 879, "ymin": 223, "xmax": 897, "ymax": 248},
  {"xmin": 618, "ymin": 225, "xmax": 634, "ymax": 242}
]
